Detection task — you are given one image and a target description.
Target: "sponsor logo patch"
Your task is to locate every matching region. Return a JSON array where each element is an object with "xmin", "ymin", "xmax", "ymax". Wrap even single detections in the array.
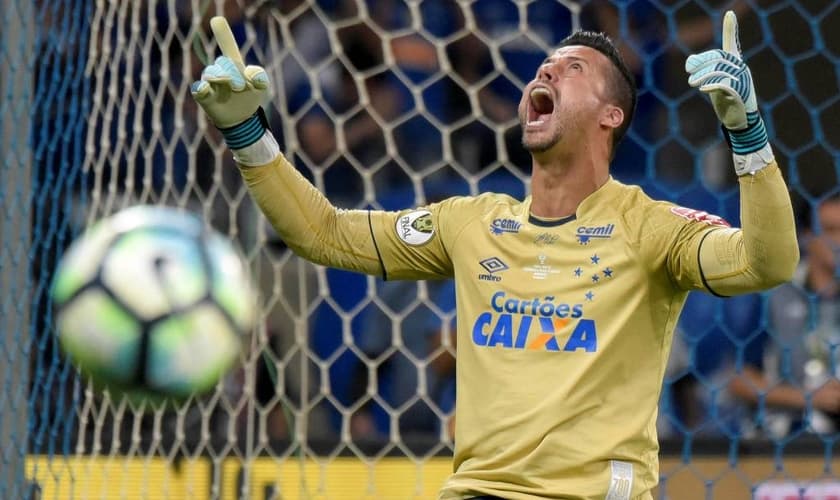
[
  {"xmin": 396, "ymin": 210, "xmax": 435, "ymax": 246},
  {"xmin": 670, "ymin": 206, "xmax": 730, "ymax": 227},
  {"xmin": 471, "ymin": 291, "xmax": 597, "ymax": 352},
  {"xmin": 576, "ymin": 223, "xmax": 615, "ymax": 244},
  {"xmin": 489, "ymin": 218, "xmax": 521, "ymax": 235}
]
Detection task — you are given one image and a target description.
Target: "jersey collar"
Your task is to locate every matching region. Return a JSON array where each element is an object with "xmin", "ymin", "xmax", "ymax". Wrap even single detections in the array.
[
  {"xmin": 524, "ymin": 177, "xmax": 621, "ymax": 228},
  {"xmin": 528, "ymin": 213, "xmax": 577, "ymax": 227}
]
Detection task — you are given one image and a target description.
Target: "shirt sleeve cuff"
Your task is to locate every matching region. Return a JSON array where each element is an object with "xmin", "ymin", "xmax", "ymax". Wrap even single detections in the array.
[{"xmin": 232, "ymin": 131, "xmax": 282, "ymax": 167}]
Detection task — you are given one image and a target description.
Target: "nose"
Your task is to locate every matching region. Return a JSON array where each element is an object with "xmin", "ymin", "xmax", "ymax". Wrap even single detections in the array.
[{"xmin": 537, "ymin": 63, "xmax": 556, "ymax": 82}]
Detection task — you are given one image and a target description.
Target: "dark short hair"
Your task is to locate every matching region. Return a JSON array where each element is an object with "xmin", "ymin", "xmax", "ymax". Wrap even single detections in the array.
[{"xmin": 556, "ymin": 31, "xmax": 637, "ymax": 159}]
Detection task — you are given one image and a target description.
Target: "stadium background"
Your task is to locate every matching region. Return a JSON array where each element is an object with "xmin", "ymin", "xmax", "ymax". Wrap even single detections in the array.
[{"xmin": 1, "ymin": 0, "xmax": 839, "ymax": 498}]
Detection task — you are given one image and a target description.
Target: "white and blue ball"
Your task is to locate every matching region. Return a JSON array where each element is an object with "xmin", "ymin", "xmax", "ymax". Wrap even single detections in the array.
[{"xmin": 52, "ymin": 205, "xmax": 255, "ymax": 401}]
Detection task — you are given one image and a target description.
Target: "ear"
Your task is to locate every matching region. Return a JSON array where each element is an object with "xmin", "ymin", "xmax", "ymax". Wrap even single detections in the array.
[{"xmin": 600, "ymin": 105, "xmax": 624, "ymax": 131}]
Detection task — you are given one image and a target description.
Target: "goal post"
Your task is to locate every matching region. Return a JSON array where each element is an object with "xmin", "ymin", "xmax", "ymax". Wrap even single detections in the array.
[
  {"xmin": 1, "ymin": 0, "xmax": 34, "ymax": 497},
  {"xmin": 5, "ymin": 0, "xmax": 840, "ymax": 499}
]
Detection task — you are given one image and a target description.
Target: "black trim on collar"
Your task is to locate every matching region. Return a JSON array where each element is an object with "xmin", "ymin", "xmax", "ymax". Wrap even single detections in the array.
[{"xmin": 528, "ymin": 213, "xmax": 577, "ymax": 227}]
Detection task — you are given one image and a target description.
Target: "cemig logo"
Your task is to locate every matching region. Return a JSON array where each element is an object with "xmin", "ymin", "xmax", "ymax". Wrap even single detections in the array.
[
  {"xmin": 576, "ymin": 223, "xmax": 615, "ymax": 244},
  {"xmin": 471, "ymin": 292, "xmax": 597, "ymax": 352},
  {"xmin": 490, "ymin": 218, "xmax": 521, "ymax": 235}
]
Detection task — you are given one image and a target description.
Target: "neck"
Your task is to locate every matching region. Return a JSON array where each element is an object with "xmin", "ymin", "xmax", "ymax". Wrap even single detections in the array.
[{"xmin": 528, "ymin": 146, "xmax": 610, "ymax": 219}]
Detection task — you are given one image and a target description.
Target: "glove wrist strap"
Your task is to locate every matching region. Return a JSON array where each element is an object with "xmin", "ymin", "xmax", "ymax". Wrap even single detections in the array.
[
  {"xmin": 722, "ymin": 111, "xmax": 774, "ymax": 176},
  {"xmin": 218, "ymin": 108, "xmax": 269, "ymax": 149},
  {"xmin": 723, "ymin": 111, "xmax": 768, "ymax": 155}
]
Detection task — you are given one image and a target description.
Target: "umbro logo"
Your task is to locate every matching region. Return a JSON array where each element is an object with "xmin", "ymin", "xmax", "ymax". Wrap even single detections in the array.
[{"xmin": 478, "ymin": 257, "xmax": 508, "ymax": 281}]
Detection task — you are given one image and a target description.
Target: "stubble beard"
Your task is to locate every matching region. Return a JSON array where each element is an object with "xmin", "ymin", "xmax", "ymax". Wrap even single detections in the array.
[{"xmin": 521, "ymin": 121, "xmax": 562, "ymax": 154}]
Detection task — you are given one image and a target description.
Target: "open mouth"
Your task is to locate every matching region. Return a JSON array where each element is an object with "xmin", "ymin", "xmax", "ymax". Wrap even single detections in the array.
[{"xmin": 527, "ymin": 87, "xmax": 554, "ymax": 126}]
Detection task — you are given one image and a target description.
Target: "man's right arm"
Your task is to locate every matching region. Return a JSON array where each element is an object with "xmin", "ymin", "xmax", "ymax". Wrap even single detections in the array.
[
  {"xmin": 202, "ymin": 119, "xmax": 459, "ymax": 283},
  {"xmin": 233, "ymin": 133, "xmax": 384, "ymax": 275},
  {"xmin": 190, "ymin": 17, "xmax": 454, "ymax": 280}
]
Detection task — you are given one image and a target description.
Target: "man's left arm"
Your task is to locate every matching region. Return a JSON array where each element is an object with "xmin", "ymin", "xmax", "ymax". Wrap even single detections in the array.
[
  {"xmin": 693, "ymin": 163, "xmax": 798, "ymax": 295},
  {"xmin": 682, "ymin": 11, "xmax": 799, "ymax": 295}
]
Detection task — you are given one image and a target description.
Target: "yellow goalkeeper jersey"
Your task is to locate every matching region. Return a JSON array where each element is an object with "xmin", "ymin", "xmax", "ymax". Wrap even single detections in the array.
[
  {"xmin": 367, "ymin": 179, "xmax": 729, "ymax": 500},
  {"xmin": 239, "ymin": 148, "xmax": 797, "ymax": 499}
]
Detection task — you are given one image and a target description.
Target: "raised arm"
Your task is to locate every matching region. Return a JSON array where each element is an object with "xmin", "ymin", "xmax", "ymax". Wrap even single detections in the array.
[
  {"xmin": 188, "ymin": 17, "xmax": 384, "ymax": 275},
  {"xmin": 684, "ymin": 11, "xmax": 798, "ymax": 295},
  {"xmin": 189, "ymin": 17, "xmax": 457, "ymax": 280}
]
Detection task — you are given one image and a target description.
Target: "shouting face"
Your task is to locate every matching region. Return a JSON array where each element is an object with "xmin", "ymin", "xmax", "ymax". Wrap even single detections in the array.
[{"xmin": 519, "ymin": 45, "xmax": 616, "ymax": 154}]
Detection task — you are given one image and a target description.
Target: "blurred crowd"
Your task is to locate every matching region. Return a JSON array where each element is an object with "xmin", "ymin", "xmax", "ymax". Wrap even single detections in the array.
[{"xmin": 28, "ymin": 0, "xmax": 840, "ymax": 456}]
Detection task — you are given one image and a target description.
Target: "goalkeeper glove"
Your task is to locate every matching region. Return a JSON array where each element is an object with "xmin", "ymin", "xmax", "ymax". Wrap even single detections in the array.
[
  {"xmin": 685, "ymin": 11, "xmax": 774, "ymax": 176},
  {"xmin": 191, "ymin": 17, "xmax": 270, "ymax": 151}
]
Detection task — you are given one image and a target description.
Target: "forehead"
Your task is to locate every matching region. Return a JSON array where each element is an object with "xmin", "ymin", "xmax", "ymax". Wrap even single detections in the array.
[{"xmin": 548, "ymin": 45, "xmax": 609, "ymax": 65}]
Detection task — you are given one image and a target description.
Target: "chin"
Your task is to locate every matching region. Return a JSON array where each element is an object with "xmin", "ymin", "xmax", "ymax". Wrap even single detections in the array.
[
  {"xmin": 520, "ymin": 116, "xmax": 564, "ymax": 152},
  {"xmin": 522, "ymin": 132, "xmax": 560, "ymax": 154},
  {"xmin": 523, "ymin": 141, "xmax": 551, "ymax": 154}
]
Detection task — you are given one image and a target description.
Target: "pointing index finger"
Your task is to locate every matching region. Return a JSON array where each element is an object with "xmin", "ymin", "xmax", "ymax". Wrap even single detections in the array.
[
  {"xmin": 721, "ymin": 10, "xmax": 740, "ymax": 56},
  {"xmin": 210, "ymin": 16, "xmax": 245, "ymax": 72}
]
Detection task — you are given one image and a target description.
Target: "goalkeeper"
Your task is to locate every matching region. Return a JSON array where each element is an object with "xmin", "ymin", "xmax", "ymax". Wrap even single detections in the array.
[{"xmin": 192, "ymin": 11, "xmax": 798, "ymax": 500}]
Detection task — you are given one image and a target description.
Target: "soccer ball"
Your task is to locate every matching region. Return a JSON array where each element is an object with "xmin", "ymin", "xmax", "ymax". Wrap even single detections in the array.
[{"xmin": 51, "ymin": 205, "xmax": 255, "ymax": 403}]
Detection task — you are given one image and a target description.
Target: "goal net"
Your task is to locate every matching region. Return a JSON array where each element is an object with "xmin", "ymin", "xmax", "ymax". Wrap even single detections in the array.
[{"xmin": 3, "ymin": 0, "xmax": 839, "ymax": 498}]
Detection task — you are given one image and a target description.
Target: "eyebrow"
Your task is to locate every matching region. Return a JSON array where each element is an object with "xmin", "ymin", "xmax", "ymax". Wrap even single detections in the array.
[{"xmin": 542, "ymin": 55, "xmax": 588, "ymax": 66}]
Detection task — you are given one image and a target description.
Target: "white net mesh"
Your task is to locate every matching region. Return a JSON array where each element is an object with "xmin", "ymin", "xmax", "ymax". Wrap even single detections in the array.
[
  {"xmin": 11, "ymin": 0, "xmax": 840, "ymax": 498},
  {"xmin": 73, "ymin": 0, "xmax": 547, "ymax": 496}
]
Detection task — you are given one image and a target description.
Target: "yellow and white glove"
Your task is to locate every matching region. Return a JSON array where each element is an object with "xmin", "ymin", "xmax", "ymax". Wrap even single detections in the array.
[
  {"xmin": 685, "ymin": 11, "xmax": 774, "ymax": 175},
  {"xmin": 191, "ymin": 17, "xmax": 274, "ymax": 156}
]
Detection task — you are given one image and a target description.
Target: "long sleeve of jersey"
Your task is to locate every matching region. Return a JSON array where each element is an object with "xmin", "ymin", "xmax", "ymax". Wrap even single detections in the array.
[
  {"xmin": 697, "ymin": 162, "xmax": 799, "ymax": 295},
  {"xmin": 238, "ymin": 152, "xmax": 386, "ymax": 276},
  {"xmin": 237, "ymin": 149, "xmax": 460, "ymax": 281},
  {"xmin": 664, "ymin": 162, "xmax": 799, "ymax": 295}
]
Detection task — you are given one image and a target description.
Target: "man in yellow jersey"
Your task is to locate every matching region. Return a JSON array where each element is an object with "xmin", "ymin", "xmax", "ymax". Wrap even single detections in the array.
[{"xmin": 191, "ymin": 11, "xmax": 798, "ymax": 500}]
